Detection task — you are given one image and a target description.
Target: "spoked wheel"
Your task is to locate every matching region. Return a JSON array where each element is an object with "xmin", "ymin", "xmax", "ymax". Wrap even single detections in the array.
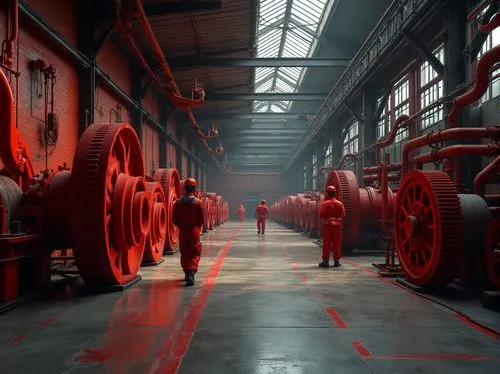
[
  {"xmin": 394, "ymin": 170, "xmax": 462, "ymax": 286},
  {"xmin": 325, "ymin": 170, "xmax": 360, "ymax": 248},
  {"xmin": 485, "ymin": 218, "xmax": 500, "ymax": 290},
  {"xmin": 70, "ymin": 123, "xmax": 149, "ymax": 285},
  {"xmin": 143, "ymin": 182, "xmax": 167, "ymax": 263},
  {"xmin": 154, "ymin": 168, "xmax": 180, "ymax": 251}
]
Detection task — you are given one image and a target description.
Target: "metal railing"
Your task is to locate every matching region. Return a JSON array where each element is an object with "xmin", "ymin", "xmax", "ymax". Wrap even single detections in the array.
[{"xmin": 284, "ymin": 0, "xmax": 445, "ymax": 171}]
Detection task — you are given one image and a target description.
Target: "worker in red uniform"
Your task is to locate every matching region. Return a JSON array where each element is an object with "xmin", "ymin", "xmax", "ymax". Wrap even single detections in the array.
[
  {"xmin": 172, "ymin": 178, "xmax": 205, "ymax": 286},
  {"xmin": 319, "ymin": 185, "xmax": 346, "ymax": 268},
  {"xmin": 237, "ymin": 204, "xmax": 246, "ymax": 222},
  {"xmin": 255, "ymin": 200, "xmax": 268, "ymax": 234}
]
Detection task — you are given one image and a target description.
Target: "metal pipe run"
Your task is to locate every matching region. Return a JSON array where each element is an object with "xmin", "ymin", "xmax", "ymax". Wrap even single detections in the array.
[
  {"xmin": 474, "ymin": 156, "xmax": 500, "ymax": 195},
  {"xmin": 362, "ymin": 173, "xmax": 400, "ymax": 183},
  {"xmin": 375, "ymin": 114, "xmax": 411, "ymax": 165},
  {"xmin": 413, "ymin": 144, "xmax": 500, "ymax": 168},
  {"xmin": 402, "ymin": 127, "xmax": 500, "ymax": 175},
  {"xmin": 336, "ymin": 153, "xmax": 358, "ymax": 169}
]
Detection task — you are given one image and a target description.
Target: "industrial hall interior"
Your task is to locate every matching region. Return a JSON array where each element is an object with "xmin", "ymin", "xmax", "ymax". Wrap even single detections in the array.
[{"xmin": 0, "ymin": 0, "xmax": 500, "ymax": 373}]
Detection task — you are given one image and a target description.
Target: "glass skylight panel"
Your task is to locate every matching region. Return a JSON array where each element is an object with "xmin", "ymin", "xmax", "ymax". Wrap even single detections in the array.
[{"xmin": 254, "ymin": 0, "xmax": 334, "ymax": 113}]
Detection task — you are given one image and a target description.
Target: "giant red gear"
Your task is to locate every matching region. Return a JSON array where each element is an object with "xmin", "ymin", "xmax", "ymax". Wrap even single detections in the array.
[
  {"xmin": 154, "ymin": 168, "xmax": 181, "ymax": 251},
  {"xmin": 143, "ymin": 182, "xmax": 167, "ymax": 263},
  {"xmin": 485, "ymin": 218, "xmax": 500, "ymax": 290},
  {"xmin": 394, "ymin": 170, "xmax": 462, "ymax": 286},
  {"xmin": 325, "ymin": 170, "xmax": 360, "ymax": 248},
  {"xmin": 70, "ymin": 123, "xmax": 149, "ymax": 285}
]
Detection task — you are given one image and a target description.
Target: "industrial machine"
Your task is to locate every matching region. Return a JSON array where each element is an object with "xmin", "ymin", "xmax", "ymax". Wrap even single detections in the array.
[{"xmin": 271, "ymin": 7, "xmax": 500, "ymax": 294}]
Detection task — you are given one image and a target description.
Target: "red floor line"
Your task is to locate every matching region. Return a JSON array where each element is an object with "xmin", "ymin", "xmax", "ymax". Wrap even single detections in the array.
[
  {"xmin": 325, "ymin": 307, "xmax": 348, "ymax": 328},
  {"xmin": 344, "ymin": 258, "xmax": 500, "ymax": 340},
  {"xmin": 8, "ymin": 335, "xmax": 26, "ymax": 344},
  {"xmin": 375, "ymin": 353, "xmax": 491, "ymax": 360},
  {"xmin": 453, "ymin": 314, "xmax": 500, "ymax": 339},
  {"xmin": 146, "ymin": 229, "xmax": 239, "ymax": 374},
  {"xmin": 352, "ymin": 341, "xmax": 372, "ymax": 358}
]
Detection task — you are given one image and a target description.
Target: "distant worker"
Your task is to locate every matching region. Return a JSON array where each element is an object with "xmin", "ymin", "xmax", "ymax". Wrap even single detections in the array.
[
  {"xmin": 318, "ymin": 186, "xmax": 346, "ymax": 268},
  {"xmin": 237, "ymin": 204, "xmax": 246, "ymax": 222},
  {"xmin": 172, "ymin": 178, "xmax": 205, "ymax": 286},
  {"xmin": 255, "ymin": 200, "xmax": 268, "ymax": 234}
]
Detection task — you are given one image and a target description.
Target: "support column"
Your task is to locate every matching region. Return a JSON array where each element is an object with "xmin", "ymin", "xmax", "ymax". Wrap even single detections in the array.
[
  {"xmin": 77, "ymin": 0, "xmax": 96, "ymax": 135},
  {"xmin": 444, "ymin": 0, "xmax": 468, "ymax": 190},
  {"xmin": 131, "ymin": 66, "xmax": 144, "ymax": 144},
  {"xmin": 362, "ymin": 84, "xmax": 377, "ymax": 171}
]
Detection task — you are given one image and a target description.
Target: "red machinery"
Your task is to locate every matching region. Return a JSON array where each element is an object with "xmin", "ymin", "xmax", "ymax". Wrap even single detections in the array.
[{"xmin": 271, "ymin": 8, "xmax": 500, "ymax": 293}]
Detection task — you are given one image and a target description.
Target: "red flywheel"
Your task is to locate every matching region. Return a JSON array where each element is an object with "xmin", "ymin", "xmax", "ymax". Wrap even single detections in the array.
[
  {"xmin": 70, "ymin": 123, "xmax": 149, "ymax": 285},
  {"xmin": 154, "ymin": 168, "xmax": 181, "ymax": 251},
  {"xmin": 143, "ymin": 182, "xmax": 167, "ymax": 263}
]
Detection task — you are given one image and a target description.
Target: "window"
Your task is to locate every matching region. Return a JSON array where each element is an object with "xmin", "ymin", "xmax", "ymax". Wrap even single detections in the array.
[
  {"xmin": 393, "ymin": 75, "xmax": 410, "ymax": 142},
  {"xmin": 324, "ymin": 141, "xmax": 333, "ymax": 166},
  {"xmin": 377, "ymin": 96, "xmax": 389, "ymax": 139},
  {"xmin": 342, "ymin": 121, "xmax": 359, "ymax": 156},
  {"xmin": 312, "ymin": 154, "xmax": 318, "ymax": 191},
  {"xmin": 419, "ymin": 45, "xmax": 444, "ymax": 129},
  {"xmin": 475, "ymin": 25, "xmax": 500, "ymax": 103}
]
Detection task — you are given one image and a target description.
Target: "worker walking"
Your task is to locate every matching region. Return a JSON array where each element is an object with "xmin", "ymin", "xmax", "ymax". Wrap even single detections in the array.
[
  {"xmin": 319, "ymin": 185, "xmax": 346, "ymax": 268},
  {"xmin": 255, "ymin": 200, "xmax": 268, "ymax": 234},
  {"xmin": 172, "ymin": 178, "xmax": 205, "ymax": 286},
  {"xmin": 237, "ymin": 204, "xmax": 246, "ymax": 222}
]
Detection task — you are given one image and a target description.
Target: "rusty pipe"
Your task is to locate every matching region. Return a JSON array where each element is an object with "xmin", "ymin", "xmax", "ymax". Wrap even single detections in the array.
[
  {"xmin": 402, "ymin": 127, "xmax": 500, "ymax": 175},
  {"xmin": 0, "ymin": 68, "xmax": 34, "ymax": 188},
  {"xmin": 413, "ymin": 144, "xmax": 500, "ymax": 169},
  {"xmin": 376, "ymin": 114, "xmax": 411, "ymax": 165},
  {"xmin": 3, "ymin": 0, "xmax": 18, "ymax": 68},
  {"xmin": 336, "ymin": 153, "xmax": 358, "ymax": 169},
  {"xmin": 129, "ymin": 0, "xmax": 219, "ymax": 167},
  {"xmin": 473, "ymin": 156, "xmax": 500, "ymax": 195}
]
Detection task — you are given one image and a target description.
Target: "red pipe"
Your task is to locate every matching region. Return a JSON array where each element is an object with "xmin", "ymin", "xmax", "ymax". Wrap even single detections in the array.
[
  {"xmin": 336, "ymin": 153, "xmax": 358, "ymax": 169},
  {"xmin": 473, "ymin": 156, "xmax": 500, "ymax": 195},
  {"xmin": 0, "ymin": 68, "xmax": 34, "ymax": 188},
  {"xmin": 363, "ymin": 174, "xmax": 400, "ymax": 183},
  {"xmin": 376, "ymin": 114, "xmax": 411, "ymax": 165},
  {"xmin": 413, "ymin": 144, "xmax": 500, "ymax": 168},
  {"xmin": 363, "ymin": 164, "xmax": 401, "ymax": 174},
  {"xmin": 478, "ymin": 11, "xmax": 500, "ymax": 32},
  {"xmin": 3, "ymin": 0, "xmax": 18, "ymax": 68},
  {"xmin": 116, "ymin": 0, "xmax": 220, "ymax": 167},
  {"xmin": 448, "ymin": 46, "xmax": 500, "ymax": 129},
  {"xmin": 402, "ymin": 127, "xmax": 500, "ymax": 175}
]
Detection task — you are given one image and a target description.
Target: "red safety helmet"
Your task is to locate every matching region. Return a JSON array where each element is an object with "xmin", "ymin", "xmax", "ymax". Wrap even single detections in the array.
[
  {"xmin": 326, "ymin": 185, "xmax": 336, "ymax": 192},
  {"xmin": 184, "ymin": 178, "xmax": 197, "ymax": 188}
]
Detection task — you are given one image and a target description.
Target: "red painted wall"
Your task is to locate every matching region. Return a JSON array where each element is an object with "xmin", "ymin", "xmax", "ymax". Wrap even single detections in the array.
[
  {"xmin": 0, "ymin": 2, "xmax": 204, "ymax": 187},
  {"xmin": 0, "ymin": 4, "xmax": 78, "ymax": 172},
  {"xmin": 142, "ymin": 121, "xmax": 160, "ymax": 176}
]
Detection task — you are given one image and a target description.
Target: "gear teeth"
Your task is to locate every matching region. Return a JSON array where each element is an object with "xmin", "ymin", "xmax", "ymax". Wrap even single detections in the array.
[
  {"xmin": 154, "ymin": 168, "xmax": 180, "ymax": 251},
  {"xmin": 394, "ymin": 170, "xmax": 462, "ymax": 286}
]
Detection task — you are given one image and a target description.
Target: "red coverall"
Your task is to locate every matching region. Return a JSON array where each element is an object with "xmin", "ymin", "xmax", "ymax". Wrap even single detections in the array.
[
  {"xmin": 172, "ymin": 195, "xmax": 205, "ymax": 273},
  {"xmin": 237, "ymin": 206, "xmax": 246, "ymax": 221},
  {"xmin": 319, "ymin": 197, "xmax": 346, "ymax": 259},
  {"xmin": 255, "ymin": 205, "xmax": 268, "ymax": 232}
]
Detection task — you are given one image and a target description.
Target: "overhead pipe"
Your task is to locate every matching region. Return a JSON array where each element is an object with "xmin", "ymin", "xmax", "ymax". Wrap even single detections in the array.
[
  {"xmin": 115, "ymin": 0, "xmax": 220, "ymax": 167},
  {"xmin": 478, "ymin": 11, "xmax": 500, "ymax": 32},
  {"xmin": 413, "ymin": 144, "xmax": 500, "ymax": 168},
  {"xmin": 363, "ymin": 173, "xmax": 400, "ymax": 183},
  {"xmin": 474, "ymin": 156, "xmax": 500, "ymax": 195},
  {"xmin": 363, "ymin": 164, "xmax": 401, "ymax": 174},
  {"xmin": 402, "ymin": 127, "xmax": 500, "ymax": 175}
]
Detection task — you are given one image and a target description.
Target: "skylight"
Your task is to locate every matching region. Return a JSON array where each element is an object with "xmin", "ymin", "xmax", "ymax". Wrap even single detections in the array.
[{"xmin": 254, "ymin": 0, "xmax": 334, "ymax": 113}]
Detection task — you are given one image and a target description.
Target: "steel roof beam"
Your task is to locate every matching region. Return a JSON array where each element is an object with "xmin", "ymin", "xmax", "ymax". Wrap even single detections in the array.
[
  {"xmin": 194, "ymin": 112, "xmax": 315, "ymax": 120},
  {"xmin": 202, "ymin": 92, "xmax": 327, "ymax": 101},
  {"xmin": 96, "ymin": 0, "xmax": 222, "ymax": 22},
  {"xmin": 169, "ymin": 57, "xmax": 352, "ymax": 68}
]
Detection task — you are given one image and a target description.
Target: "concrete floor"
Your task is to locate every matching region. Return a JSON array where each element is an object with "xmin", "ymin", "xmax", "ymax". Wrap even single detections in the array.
[{"xmin": 0, "ymin": 221, "xmax": 499, "ymax": 374}]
